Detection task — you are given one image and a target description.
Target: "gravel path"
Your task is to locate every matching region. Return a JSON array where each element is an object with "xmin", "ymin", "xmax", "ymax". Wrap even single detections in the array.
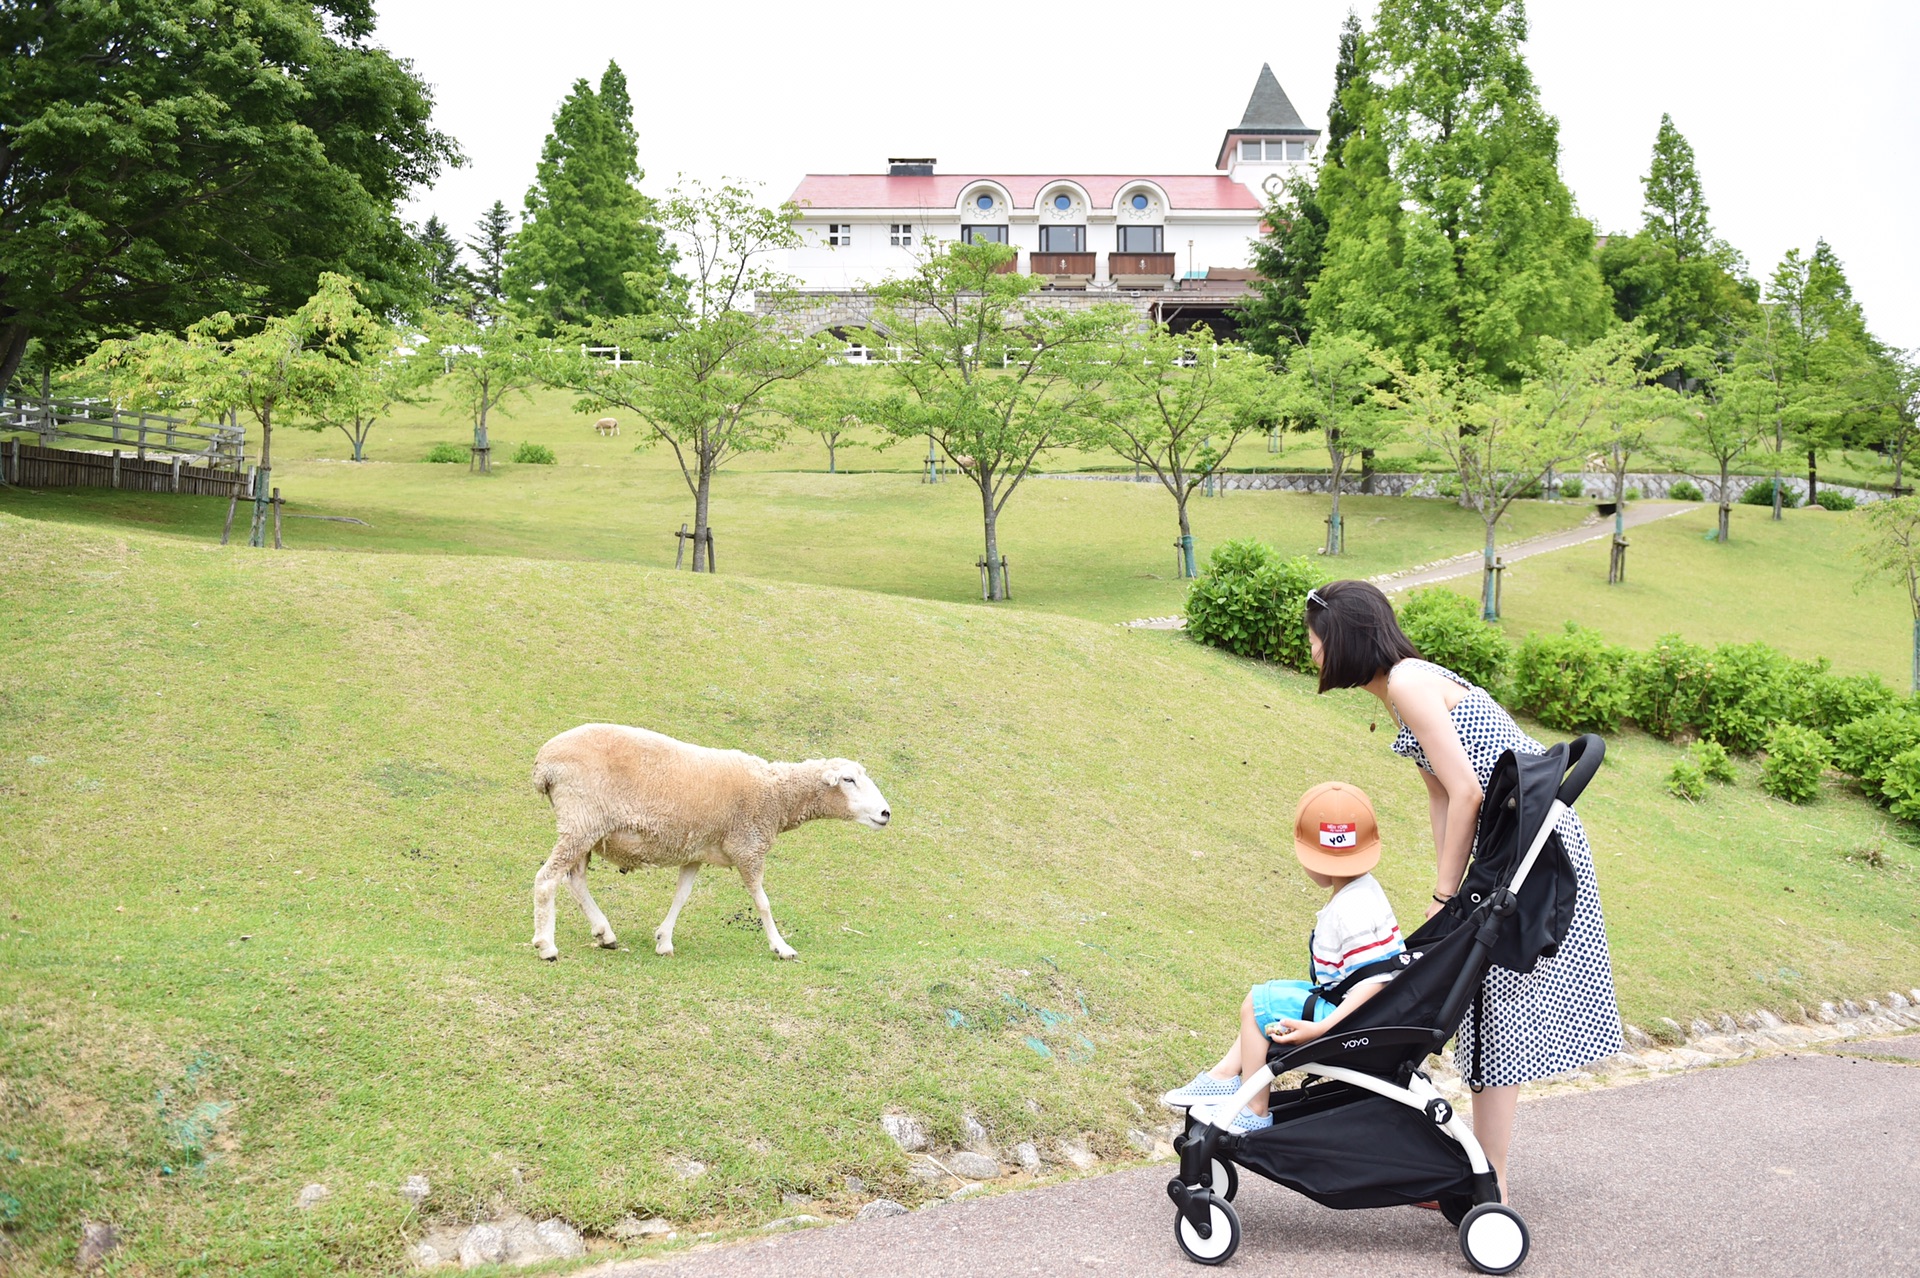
[
  {"xmin": 1375, "ymin": 501, "xmax": 1696, "ymax": 593},
  {"xmin": 584, "ymin": 1047, "xmax": 1918, "ymax": 1278}
]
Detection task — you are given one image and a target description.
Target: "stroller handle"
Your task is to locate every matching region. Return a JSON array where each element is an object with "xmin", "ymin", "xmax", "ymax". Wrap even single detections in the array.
[{"xmin": 1557, "ymin": 734, "xmax": 1606, "ymax": 807}]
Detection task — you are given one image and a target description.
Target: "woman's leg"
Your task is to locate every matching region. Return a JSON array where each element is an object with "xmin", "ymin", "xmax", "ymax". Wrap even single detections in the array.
[{"xmin": 1470, "ymin": 1085, "xmax": 1518, "ymax": 1199}]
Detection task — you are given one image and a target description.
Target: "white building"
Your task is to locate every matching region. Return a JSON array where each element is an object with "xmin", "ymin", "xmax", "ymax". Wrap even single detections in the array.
[{"xmin": 782, "ymin": 65, "xmax": 1319, "ymax": 329}]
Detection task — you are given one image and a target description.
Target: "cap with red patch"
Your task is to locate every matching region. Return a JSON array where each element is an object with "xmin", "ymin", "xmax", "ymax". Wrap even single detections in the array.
[{"xmin": 1292, "ymin": 781, "xmax": 1382, "ymax": 877}]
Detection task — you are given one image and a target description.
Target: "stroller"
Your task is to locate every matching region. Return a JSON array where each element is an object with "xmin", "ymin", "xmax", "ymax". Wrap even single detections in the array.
[{"xmin": 1167, "ymin": 735, "xmax": 1603, "ymax": 1274}]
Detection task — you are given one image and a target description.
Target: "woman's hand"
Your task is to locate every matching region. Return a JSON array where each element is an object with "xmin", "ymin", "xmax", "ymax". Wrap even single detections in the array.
[
  {"xmin": 1266, "ymin": 1018, "xmax": 1324, "ymax": 1046},
  {"xmin": 1425, "ymin": 897, "xmax": 1446, "ymax": 920}
]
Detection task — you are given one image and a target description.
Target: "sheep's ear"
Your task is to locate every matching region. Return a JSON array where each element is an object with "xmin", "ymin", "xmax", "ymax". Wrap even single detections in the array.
[{"xmin": 820, "ymin": 767, "xmax": 841, "ymax": 788}]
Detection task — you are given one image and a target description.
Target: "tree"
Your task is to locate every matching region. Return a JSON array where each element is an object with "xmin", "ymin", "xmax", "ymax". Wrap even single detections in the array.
[
  {"xmin": 1766, "ymin": 241, "xmax": 1888, "ymax": 507},
  {"xmin": 1387, "ymin": 329, "xmax": 1651, "ymax": 617},
  {"xmin": 87, "ymin": 273, "xmax": 377, "ymax": 545},
  {"xmin": 0, "ymin": 0, "xmax": 458, "ymax": 395},
  {"xmin": 1095, "ymin": 325, "xmax": 1283, "ymax": 577},
  {"xmin": 1682, "ymin": 344, "xmax": 1773, "ymax": 543},
  {"xmin": 416, "ymin": 216, "xmax": 471, "ymax": 310},
  {"xmin": 504, "ymin": 62, "xmax": 673, "ymax": 326},
  {"xmin": 770, "ymin": 366, "xmax": 873, "ymax": 474},
  {"xmin": 1310, "ymin": 0, "xmax": 1610, "ymax": 382},
  {"xmin": 1275, "ymin": 330, "xmax": 1396, "ymax": 555},
  {"xmin": 1883, "ymin": 351, "xmax": 1920, "ymax": 497},
  {"xmin": 543, "ymin": 182, "xmax": 831, "ymax": 571},
  {"xmin": 306, "ymin": 325, "xmax": 433, "ymax": 462},
  {"xmin": 430, "ymin": 306, "xmax": 539, "ymax": 474},
  {"xmin": 853, "ymin": 241, "xmax": 1131, "ymax": 600},
  {"xmin": 1857, "ymin": 497, "xmax": 1920, "ymax": 693},
  {"xmin": 1598, "ymin": 115, "xmax": 1755, "ymax": 376},
  {"xmin": 468, "ymin": 201, "xmax": 517, "ymax": 302}
]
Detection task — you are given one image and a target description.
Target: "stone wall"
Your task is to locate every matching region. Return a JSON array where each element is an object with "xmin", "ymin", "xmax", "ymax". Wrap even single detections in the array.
[
  {"xmin": 763, "ymin": 289, "xmax": 1169, "ymax": 338},
  {"xmin": 1045, "ymin": 470, "xmax": 1893, "ymax": 504}
]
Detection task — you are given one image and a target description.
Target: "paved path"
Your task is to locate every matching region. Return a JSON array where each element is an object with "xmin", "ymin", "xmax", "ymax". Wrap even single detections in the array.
[
  {"xmin": 1377, "ymin": 502, "xmax": 1696, "ymax": 592},
  {"xmin": 587, "ymin": 1050, "xmax": 1918, "ymax": 1278}
]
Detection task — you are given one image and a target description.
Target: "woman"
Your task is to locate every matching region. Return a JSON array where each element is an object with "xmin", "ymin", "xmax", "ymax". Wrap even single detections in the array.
[{"xmin": 1303, "ymin": 579, "xmax": 1623, "ymax": 1199}]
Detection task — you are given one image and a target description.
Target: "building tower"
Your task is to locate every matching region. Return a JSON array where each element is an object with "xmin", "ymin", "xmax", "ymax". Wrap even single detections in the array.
[{"xmin": 1217, "ymin": 64, "xmax": 1322, "ymax": 200}]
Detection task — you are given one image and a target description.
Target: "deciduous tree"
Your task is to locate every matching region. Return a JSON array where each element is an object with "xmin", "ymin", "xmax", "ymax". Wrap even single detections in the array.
[
  {"xmin": 306, "ymin": 325, "xmax": 434, "ymax": 462},
  {"xmin": 853, "ymin": 242, "xmax": 1131, "ymax": 600},
  {"xmin": 1857, "ymin": 496, "xmax": 1920, "ymax": 693},
  {"xmin": 429, "ymin": 306, "xmax": 539, "ymax": 473},
  {"xmin": 0, "ymin": 0, "xmax": 458, "ymax": 394},
  {"xmin": 1096, "ymin": 324, "xmax": 1283, "ymax": 576},
  {"xmin": 1275, "ymin": 330, "xmax": 1395, "ymax": 555}
]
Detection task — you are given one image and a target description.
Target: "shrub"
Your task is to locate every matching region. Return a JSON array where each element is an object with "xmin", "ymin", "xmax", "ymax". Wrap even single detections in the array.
[
  {"xmin": 1433, "ymin": 474, "xmax": 1461, "ymax": 499},
  {"xmin": 1667, "ymin": 758, "xmax": 1706, "ymax": 801},
  {"xmin": 1759, "ymin": 723, "xmax": 1830, "ymax": 803},
  {"xmin": 1622, "ymin": 487, "xmax": 1641, "ymax": 501},
  {"xmin": 1668, "ymin": 480, "xmax": 1703, "ymax": 501},
  {"xmin": 1831, "ymin": 709, "xmax": 1920, "ymax": 800},
  {"xmin": 1877, "ymin": 746, "xmax": 1920, "ymax": 822},
  {"xmin": 1813, "ymin": 489, "xmax": 1856, "ymax": 512},
  {"xmin": 1184, "ymin": 539, "xmax": 1328, "ymax": 673},
  {"xmin": 1689, "ymin": 739, "xmax": 1737, "ymax": 785},
  {"xmin": 1625, "ymin": 633, "xmax": 1714, "ymax": 739},
  {"xmin": 425, "ymin": 442, "xmax": 469, "ymax": 464},
  {"xmin": 1511, "ymin": 622, "xmax": 1631, "ymax": 734},
  {"xmin": 1396, "ymin": 588, "xmax": 1512, "ymax": 693},
  {"xmin": 1697, "ymin": 641, "xmax": 1798, "ymax": 753},
  {"xmin": 1739, "ymin": 478, "xmax": 1802, "ymax": 508},
  {"xmin": 511, "ymin": 441, "xmax": 556, "ymax": 464},
  {"xmin": 1557, "ymin": 476, "xmax": 1584, "ymax": 498},
  {"xmin": 1798, "ymin": 670, "xmax": 1897, "ymax": 735}
]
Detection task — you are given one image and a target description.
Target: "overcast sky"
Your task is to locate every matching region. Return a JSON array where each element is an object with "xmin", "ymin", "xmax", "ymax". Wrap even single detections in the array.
[{"xmin": 379, "ymin": 0, "xmax": 1918, "ymax": 349}]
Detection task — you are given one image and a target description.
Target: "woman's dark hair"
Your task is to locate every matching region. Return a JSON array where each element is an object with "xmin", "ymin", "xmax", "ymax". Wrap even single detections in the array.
[{"xmin": 1304, "ymin": 579, "xmax": 1420, "ymax": 693}]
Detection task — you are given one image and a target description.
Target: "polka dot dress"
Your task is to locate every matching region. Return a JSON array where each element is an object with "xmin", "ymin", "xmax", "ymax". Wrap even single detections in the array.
[{"xmin": 1390, "ymin": 659, "xmax": 1625, "ymax": 1086}]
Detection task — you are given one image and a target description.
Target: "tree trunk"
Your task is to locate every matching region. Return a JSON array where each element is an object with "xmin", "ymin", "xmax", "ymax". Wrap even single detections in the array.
[
  {"xmin": 1807, "ymin": 449, "xmax": 1818, "ymax": 506},
  {"xmin": 1717, "ymin": 460, "xmax": 1732, "ymax": 542},
  {"xmin": 1175, "ymin": 492, "xmax": 1195, "ymax": 578},
  {"xmin": 1325, "ymin": 449, "xmax": 1346, "ymax": 556},
  {"xmin": 827, "ymin": 437, "xmax": 837, "ymax": 474},
  {"xmin": 1772, "ymin": 419, "xmax": 1784, "ymax": 520},
  {"xmin": 1359, "ymin": 446, "xmax": 1376, "ymax": 494},
  {"xmin": 250, "ymin": 406, "xmax": 274, "ymax": 548},
  {"xmin": 0, "ymin": 324, "xmax": 28, "ymax": 405},
  {"xmin": 692, "ymin": 463, "xmax": 712, "ymax": 573},
  {"xmin": 1481, "ymin": 520, "xmax": 1498, "ymax": 621},
  {"xmin": 1894, "ymin": 439, "xmax": 1907, "ymax": 497},
  {"xmin": 981, "ymin": 480, "xmax": 1004, "ymax": 600}
]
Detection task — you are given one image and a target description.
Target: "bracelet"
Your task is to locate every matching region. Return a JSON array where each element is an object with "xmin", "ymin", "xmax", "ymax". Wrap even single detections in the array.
[{"xmin": 1432, "ymin": 893, "xmax": 1454, "ymax": 905}]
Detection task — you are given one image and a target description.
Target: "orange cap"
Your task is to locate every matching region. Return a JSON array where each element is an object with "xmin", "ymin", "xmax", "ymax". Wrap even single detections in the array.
[{"xmin": 1293, "ymin": 781, "xmax": 1382, "ymax": 877}]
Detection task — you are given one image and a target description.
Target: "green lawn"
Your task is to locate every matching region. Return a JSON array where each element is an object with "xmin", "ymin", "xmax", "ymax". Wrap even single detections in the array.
[
  {"xmin": 1420, "ymin": 503, "xmax": 1913, "ymax": 686},
  {"xmin": 2, "ymin": 511, "xmax": 1917, "ymax": 1275}
]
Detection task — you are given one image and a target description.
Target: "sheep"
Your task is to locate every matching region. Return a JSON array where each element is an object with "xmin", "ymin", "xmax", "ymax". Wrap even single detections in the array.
[
  {"xmin": 594, "ymin": 417, "xmax": 620, "ymax": 436},
  {"xmin": 529, "ymin": 724, "xmax": 890, "ymax": 961}
]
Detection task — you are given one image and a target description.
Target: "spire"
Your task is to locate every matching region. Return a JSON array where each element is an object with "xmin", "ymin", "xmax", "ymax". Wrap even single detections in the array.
[{"xmin": 1239, "ymin": 63, "xmax": 1309, "ymax": 132}]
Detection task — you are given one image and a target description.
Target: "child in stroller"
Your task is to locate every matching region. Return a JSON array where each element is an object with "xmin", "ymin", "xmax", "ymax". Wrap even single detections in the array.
[
  {"xmin": 1160, "ymin": 781, "xmax": 1409, "ymax": 1132},
  {"xmin": 1164, "ymin": 735, "xmax": 1605, "ymax": 1275}
]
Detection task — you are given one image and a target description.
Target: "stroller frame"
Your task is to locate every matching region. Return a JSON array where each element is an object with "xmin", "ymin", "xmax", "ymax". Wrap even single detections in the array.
[{"xmin": 1166, "ymin": 735, "xmax": 1604, "ymax": 1274}]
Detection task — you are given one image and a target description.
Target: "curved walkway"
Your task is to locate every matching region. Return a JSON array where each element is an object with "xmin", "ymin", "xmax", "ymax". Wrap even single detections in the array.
[
  {"xmin": 584, "ymin": 1044, "xmax": 1918, "ymax": 1277},
  {"xmin": 1375, "ymin": 502, "xmax": 1695, "ymax": 593}
]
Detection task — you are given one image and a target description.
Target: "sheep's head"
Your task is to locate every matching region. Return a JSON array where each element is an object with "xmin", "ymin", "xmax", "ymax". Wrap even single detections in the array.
[{"xmin": 818, "ymin": 760, "xmax": 890, "ymax": 829}]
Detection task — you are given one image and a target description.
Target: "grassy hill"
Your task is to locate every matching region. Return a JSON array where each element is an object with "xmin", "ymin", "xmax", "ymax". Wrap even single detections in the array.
[{"xmin": 3, "ymin": 510, "xmax": 1918, "ymax": 1274}]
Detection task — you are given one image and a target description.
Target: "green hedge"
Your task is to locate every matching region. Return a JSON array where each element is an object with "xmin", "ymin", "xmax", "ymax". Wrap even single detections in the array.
[
  {"xmin": 1184, "ymin": 540, "xmax": 1327, "ymax": 673},
  {"xmin": 1397, "ymin": 589, "xmax": 1511, "ymax": 693},
  {"xmin": 1512, "ymin": 623, "xmax": 1631, "ymax": 734},
  {"xmin": 1760, "ymin": 724, "xmax": 1831, "ymax": 804}
]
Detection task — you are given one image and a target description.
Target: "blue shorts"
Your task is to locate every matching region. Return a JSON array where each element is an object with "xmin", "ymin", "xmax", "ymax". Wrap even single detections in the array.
[{"xmin": 1251, "ymin": 979, "xmax": 1336, "ymax": 1032}]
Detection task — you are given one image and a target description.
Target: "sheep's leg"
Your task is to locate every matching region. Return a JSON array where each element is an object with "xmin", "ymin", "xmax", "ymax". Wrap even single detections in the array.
[
  {"xmin": 737, "ymin": 861, "xmax": 797, "ymax": 960},
  {"xmin": 653, "ymin": 863, "xmax": 701, "ymax": 957},
  {"xmin": 567, "ymin": 864, "xmax": 618, "ymax": 949},
  {"xmin": 533, "ymin": 830, "xmax": 596, "ymax": 961}
]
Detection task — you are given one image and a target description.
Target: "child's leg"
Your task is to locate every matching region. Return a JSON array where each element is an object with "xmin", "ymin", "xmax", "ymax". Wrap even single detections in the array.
[
  {"xmin": 1236, "ymin": 994, "xmax": 1272, "ymax": 1117},
  {"xmin": 1205, "ymin": 1033, "xmax": 1242, "ymax": 1081},
  {"xmin": 1470, "ymin": 1084, "xmax": 1518, "ymax": 1199}
]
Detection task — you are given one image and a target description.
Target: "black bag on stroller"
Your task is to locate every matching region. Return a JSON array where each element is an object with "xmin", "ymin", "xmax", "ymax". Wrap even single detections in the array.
[{"xmin": 1166, "ymin": 735, "xmax": 1604, "ymax": 1275}]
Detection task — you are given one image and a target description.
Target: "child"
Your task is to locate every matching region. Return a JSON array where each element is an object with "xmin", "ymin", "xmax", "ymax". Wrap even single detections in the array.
[{"xmin": 1161, "ymin": 781, "xmax": 1405, "ymax": 1131}]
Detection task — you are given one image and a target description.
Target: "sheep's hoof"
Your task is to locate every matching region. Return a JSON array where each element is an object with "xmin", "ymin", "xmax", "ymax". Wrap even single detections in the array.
[
  {"xmin": 772, "ymin": 946, "xmax": 798, "ymax": 961},
  {"xmin": 654, "ymin": 940, "xmax": 675, "ymax": 957},
  {"xmin": 594, "ymin": 932, "xmax": 619, "ymax": 949},
  {"xmin": 535, "ymin": 942, "xmax": 559, "ymax": 962}
]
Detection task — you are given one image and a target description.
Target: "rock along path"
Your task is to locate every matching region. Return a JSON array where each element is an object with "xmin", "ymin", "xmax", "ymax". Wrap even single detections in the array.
[
  {"xmin": 582, "ymin": 1046, "xmax": 1918, "ymax": 1278},
  {"xmin": 1375, "ymin": 501, "xmax": 1696, "ymax": 593}
]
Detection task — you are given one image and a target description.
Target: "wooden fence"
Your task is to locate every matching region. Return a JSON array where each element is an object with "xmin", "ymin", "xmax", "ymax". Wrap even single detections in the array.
[
  {"xmin": 1, "ymin": 440, "xmax": 248, "ymax": 497},
  {"xmin": 3, "ymin": 397, "xmax": 247, "ymax": 469}
]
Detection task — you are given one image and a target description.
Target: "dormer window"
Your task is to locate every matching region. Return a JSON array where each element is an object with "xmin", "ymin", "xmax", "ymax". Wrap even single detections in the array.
[
  {"xmin": 1131, "ymin": 193, "xmax": 1150, "ymax": 211},
  {"xmin": 1239, "ymin": 138, "xmax": 1310, "ymax": 162},
  {"xmin": 1053, "ymin": 194, "xmax": 1073, "ymax": 211},
  {"xmin": 975, "ymin": 193, "xmax": 995, "ymax": 211}
]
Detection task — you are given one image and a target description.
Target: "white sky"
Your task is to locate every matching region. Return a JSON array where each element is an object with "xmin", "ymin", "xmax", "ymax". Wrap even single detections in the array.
[{"xmin": 380, "ymin": 0, "xmax": 1919, "ymax": 349}]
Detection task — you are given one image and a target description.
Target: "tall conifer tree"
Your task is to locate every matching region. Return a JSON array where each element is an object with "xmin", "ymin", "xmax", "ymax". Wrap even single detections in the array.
[
  {"xmin": 468, "ymin": 201, "xmax": 516, "ymax": 302},
  {"xmin": 415, "ymin": 215, "xmax": 469, "ymax": 308},
  {"xmin": 503, "ymin": 61, "xmax": 672, "ymax": 324},
  {"xmin": 1308, "ymin": 0, "xmax": 1609, "ymax": 382}
]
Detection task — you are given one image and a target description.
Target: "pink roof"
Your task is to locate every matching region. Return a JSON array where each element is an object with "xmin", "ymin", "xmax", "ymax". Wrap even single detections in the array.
[{"xmin": 790, "ymin": 173, "xmax": 1262, "ymax": 212}]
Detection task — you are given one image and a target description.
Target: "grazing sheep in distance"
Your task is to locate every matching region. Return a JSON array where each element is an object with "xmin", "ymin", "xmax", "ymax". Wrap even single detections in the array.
[
  {"xmin": 529, "ymin": 724, "xmax": 891, "ymax": 961},
  {"xmin": 594, "ymin": 417, "xmax": 620, "ymax": 436}
]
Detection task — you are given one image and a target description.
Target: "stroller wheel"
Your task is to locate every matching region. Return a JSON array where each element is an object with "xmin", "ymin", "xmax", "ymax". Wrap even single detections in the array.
[
  {"xmin": 1209, "ymin": 1156, "xmax": 1238, "ymax": 1202},
  {"xmin": 1458, "ymin": 1202, "xmax": 1530, "ymax": 1274},
  {"xmin": 1173, "ymin": 1195, "xmax": 1240, "ymax": 1266}
]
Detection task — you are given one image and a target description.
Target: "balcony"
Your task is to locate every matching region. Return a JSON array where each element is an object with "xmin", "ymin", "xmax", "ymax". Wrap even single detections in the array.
[
  {"xmin": 1029, "ymin": 252, "xmax": 1096, "ymax": 284},
  {"xmin": 1109, "ymin": 252, "xmax": 1178, "ymax": 287}
]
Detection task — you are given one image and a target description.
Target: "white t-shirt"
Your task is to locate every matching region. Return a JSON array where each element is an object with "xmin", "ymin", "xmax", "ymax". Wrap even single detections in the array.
[{"xmin": 1309, "ymin": 873, "xmax": 1406, "ymax": 987}]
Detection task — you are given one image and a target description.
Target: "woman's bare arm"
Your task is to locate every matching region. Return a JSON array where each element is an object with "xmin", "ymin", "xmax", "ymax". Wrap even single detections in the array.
[{"xmin": 1391, "ymin": 667, "xmax": 1483, "ymax": 903}]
